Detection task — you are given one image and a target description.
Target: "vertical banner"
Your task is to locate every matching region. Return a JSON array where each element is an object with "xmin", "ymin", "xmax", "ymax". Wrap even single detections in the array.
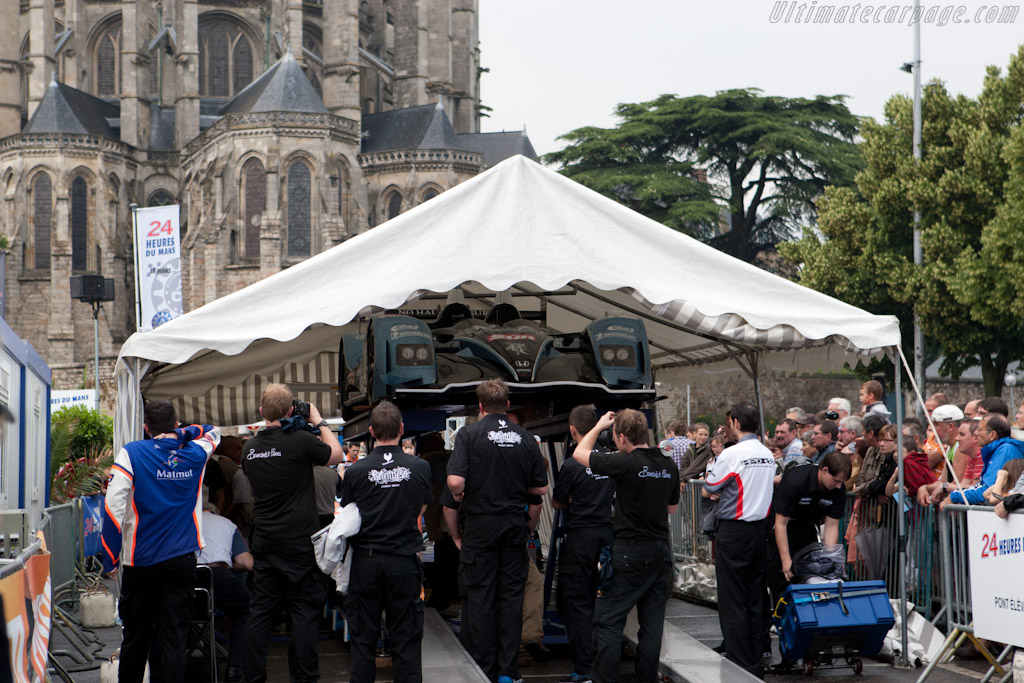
[
  {"xmin": 0, "ymin": 571, "xmax": 30, "ymax": 683},
  {"xmin": 24, "ymin": 554, "xmax": 50, "ymax": 683},
  {"xmin": 133, "ymin": 205, "xmax": 183, "ymax": 331},
  {"xmin": 967, "ymin": 509, "xmax": 1024, "ymax": 647}
]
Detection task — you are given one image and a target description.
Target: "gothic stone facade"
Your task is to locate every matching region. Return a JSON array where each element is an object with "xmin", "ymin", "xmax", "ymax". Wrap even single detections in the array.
[{"xmin": 0, "ymin": 0, "xmax": 492, "ymax": 406}]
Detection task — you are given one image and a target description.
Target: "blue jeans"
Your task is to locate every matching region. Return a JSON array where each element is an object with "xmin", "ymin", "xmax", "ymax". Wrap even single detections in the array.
[{"xmin": 590, "ymin": 540, "xmax": 672, "ymax": 683}]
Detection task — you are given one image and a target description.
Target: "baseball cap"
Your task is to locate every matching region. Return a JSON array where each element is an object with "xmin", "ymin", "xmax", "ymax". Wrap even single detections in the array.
[{"xmin": 931, "ymin": 404, "xmax": 964, "ymax": 423}]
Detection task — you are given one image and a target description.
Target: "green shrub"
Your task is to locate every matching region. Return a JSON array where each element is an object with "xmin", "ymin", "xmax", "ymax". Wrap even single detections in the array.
[{"xmin": 50, "ymin": 405, "xmax": 113, "ymax": 502}]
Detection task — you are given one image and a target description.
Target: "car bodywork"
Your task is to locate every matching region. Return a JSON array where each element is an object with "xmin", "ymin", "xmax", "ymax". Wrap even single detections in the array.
[{"xmin": 338, "ymin": 302, "xmax": 654, "ymax": 420}]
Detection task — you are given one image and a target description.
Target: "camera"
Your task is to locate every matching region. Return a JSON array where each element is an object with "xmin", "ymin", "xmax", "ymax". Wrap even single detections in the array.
[
  {"xmin": 596, "ymin": 427, "xmax": 616, "ymax": 452},
  {"xmin": 824, "ymin": 410, "xmax": 839, "ymax": 420},
  {"xmin": 292, "ymin": 399, "xmax": 311, "ymax": 420}
]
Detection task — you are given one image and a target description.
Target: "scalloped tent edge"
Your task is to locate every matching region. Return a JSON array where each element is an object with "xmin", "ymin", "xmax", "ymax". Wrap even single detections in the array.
[{"xmin": 113, "ymin": 155, "xmax": 901, "ymax": 448}]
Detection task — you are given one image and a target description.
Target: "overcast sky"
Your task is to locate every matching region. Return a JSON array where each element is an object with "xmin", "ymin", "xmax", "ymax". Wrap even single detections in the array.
[{"xmin": 478, "ymin": 0, "xmax": 1024, "ymax": 158}]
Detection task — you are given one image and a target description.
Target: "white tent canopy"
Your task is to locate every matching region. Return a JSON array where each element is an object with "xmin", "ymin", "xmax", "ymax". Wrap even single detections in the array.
[{"xmin": 114, "ymin": 155, "xmax": 900, "ymax": 446}]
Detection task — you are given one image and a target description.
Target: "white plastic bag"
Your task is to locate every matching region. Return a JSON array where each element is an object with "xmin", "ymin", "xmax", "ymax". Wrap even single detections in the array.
[{"xmin": 312, "ymin": 502, "xmax": 361, "ymax": 575}]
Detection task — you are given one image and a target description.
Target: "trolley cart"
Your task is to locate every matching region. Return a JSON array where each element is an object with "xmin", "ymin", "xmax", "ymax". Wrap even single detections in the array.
[{"xmin": 772, "ymin": 580, "xmax": 895, "ymax": 675}]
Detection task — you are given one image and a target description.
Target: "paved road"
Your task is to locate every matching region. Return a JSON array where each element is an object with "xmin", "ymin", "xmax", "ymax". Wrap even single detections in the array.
[{"xmin": 51, "ymin": 589, "xmax": 996, "ymax": 682}]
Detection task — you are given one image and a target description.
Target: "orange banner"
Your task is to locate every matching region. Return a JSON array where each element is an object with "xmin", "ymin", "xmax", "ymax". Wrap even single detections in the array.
[
  {"xmin": 0, "ymin": 570, "xmax": 30, "ymax": 683},
  {"xmin": 24, "ymin": 554, "xmax": 51, "ymax": 683}
]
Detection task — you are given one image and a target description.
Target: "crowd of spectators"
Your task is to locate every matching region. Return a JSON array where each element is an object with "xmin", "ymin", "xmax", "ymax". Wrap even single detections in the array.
[
  {"xmin": 99, "ymin": 375, "xmax": 1024, "ymax": 683},
  {"xmin": 659, "ymin": 382, "xmax": 1024, "ymax": 672}
]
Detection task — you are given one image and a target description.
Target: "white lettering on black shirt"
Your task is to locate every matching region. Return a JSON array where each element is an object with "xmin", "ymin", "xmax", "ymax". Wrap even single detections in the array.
[
  {"xmin": 487, "ymin": 430, "xmax": 523, "ymax": 446},
  {"xmin": 637, "ymin": 466, "xmax": 673, "ymax": 479},
  {"xmin": 367, "ymin": 466, "xmax": 412, "ymax": 488},
  {"xmin": 246, "ymin": 447, "xmax": 283, "ymax": 460}
]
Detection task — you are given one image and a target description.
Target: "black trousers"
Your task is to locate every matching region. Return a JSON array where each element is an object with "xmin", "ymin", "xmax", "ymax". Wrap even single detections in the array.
[
  {"xmin": 118, "ymin": 553, "xmax": 197, "ymax": 683},
  {"xmin": 344, "ymin": 552, "xmax": 425, "ymax": 683},
  {"xmin": 459, "ymin": 516, "xmax": 528, "ymax": 682},
  {"xmin": 558, "ymin": 526, "xmax": 613, "ymax": 676},
  {"xmin": 715, "ymin": 519, "xmax": 769, "ymax": 678},
  {"xmin": 425, "ymin": 536, "xmax": 460, "ymax": 611},
  {"xmin": 591, "ymin": 539, "xmax": 672, "ymax": 683},
  {"xmin": 209, "ymin": 566, "xmax": 251, "ymax": 670},
  {"xmin": 243, "ymin": 537, "xmax": 328, "ymax": 683}
]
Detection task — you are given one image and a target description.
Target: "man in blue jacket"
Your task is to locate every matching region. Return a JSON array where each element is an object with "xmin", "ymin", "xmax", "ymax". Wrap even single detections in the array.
[
  {"xmin": 102, "ymin": 400, "xmax": 221, "ymax": 683},
  {"xmin": 942, "ymin": 414, "xmax": 1024, "ymax": 506}
]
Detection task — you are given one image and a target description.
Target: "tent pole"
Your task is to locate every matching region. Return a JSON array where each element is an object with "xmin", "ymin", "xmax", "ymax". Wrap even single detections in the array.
[
  {"xmin": 894, "ymin": 350, "xmax": 910, "ymax": 668},
  {"xmin": 750, "ymin": 354, "xmax": 767, "ymax": 439}
]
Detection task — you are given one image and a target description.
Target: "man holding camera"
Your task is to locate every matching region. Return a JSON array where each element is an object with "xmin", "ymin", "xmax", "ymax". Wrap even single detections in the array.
[
  {"xmin": 242, "ymin": 383, "xmax": 343, "ymax": 683},
  {"xmin": 573, "ymin": 409, "xmax": 680, "ymax": 683}
]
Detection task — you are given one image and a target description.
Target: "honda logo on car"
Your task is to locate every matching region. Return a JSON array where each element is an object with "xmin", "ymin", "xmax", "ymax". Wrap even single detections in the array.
[{"xmin": 979, "ymin": 532, "xmax": 1023, "ymax": 558}]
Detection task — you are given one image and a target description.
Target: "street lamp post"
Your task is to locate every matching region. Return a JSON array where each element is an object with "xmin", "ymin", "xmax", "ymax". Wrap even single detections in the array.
[
  {"xmin": 901, "ymin": 1, "xmax": 925, "ymax": 416},
  {"xmin": 1006, "ymin": 373, "xmax": 1017, "ymax": 415}
]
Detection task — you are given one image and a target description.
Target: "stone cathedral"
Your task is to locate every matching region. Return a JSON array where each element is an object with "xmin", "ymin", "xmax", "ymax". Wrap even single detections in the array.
[{"xmin": 0, "ymin": 0, "xmax": 534, "ymax": 398}]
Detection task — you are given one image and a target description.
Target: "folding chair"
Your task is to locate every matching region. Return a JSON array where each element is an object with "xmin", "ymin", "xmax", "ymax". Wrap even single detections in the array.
[{"xmin": 186, "ymin": 564, "xmax": 218, "ymax": 682}]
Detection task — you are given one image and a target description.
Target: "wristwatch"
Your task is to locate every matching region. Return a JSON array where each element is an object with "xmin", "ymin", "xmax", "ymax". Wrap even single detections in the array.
[
  {"xmin": 314, "ymin": 420, "xmax": 329, "ymax": 429},
  {"xmin": 942, "ymin": 482, "xmax": 949, "ymax": 493}
]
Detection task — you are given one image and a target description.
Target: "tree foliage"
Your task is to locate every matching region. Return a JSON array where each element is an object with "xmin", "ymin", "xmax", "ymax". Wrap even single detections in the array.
[
  {"xmin": 544, "ymin": 89, "xmax": 863, "ymax": 264},
  {"xmin": 781, "ymin": 47, "xmax": 1024, "ymax": 396}
]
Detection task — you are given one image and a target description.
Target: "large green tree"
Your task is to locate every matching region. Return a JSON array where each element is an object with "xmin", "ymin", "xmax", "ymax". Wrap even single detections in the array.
[
  {"xmin": 544, "ymin": 89, "xmax": 863, "ymax": 263},
  {"xmin": 782, "ymin": 47, "xmax": 1024, "ymax": 395}
]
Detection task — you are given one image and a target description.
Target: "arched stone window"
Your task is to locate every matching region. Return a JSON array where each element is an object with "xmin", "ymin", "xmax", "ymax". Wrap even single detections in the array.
[
  {"xmin": 303, "ymin": 27, "xmax": 323, "ymax": 100},
  {"xmin": 148, "ymin": 43, "xmax": 159, "ymax": 99},
  {"xmin": 233, "ymin": 37, "xmax": 253, "ymax": 94},
  {"xmin": 287, "ymin": 161, "xmax": 312, "ymax": 257},
  {"xmin": 242, "ymin": 158, "xmax": 265, "ymax": 259},
  {"xmin": 386, "ymin": 191, "xmax": 402, "ymax": 220},
  {"xmin": 338, "ymin": 165, "xmax": 351, "ymax": 228},
  {"xmin": 199, "ymin": 19, "xmax": 256, "ymax": 98},
  {"xmin": 71, "ymin": 177, "xmax": 89, "ymax": 271},
  {"xmin": 95, "ymin": 25, "xmax": 121, "ymax": 97},
  {"xmin": 147, "ymin": 189, "xmax": 175, "ymax": 207},
  {"xmin": 32, "ymin": 174, "xmax": 53, "ymax": 271},
  {"xmin": 420, "ymin": 187, "xmax": 440, "ymax": 203}
]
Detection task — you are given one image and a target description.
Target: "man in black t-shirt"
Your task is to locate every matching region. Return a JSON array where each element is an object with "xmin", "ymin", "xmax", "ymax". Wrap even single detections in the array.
[
  {"xmin": 446, "ymin": 379, "xmax": 548, "ymax": 683},
  {"xmin": 241, "ymin": 384, "xmax": 343, "ymax": 683},
  {"xmin": 553, "ymin": 405, "xmax": 615, "ymax": 683},
  {"xmin": 573, "ymin": 409, "xmax": 680, "ymax": 683},
  {"xmin": 341, "ymin": 401, "xmax": 432, "ymax": 683}
]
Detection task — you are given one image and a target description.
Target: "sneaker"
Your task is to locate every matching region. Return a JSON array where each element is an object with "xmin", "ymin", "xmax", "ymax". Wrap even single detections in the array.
[
  {"xmin": 497, "ymin": 677, "xmax": 524, "ymax": 683},
  {"xmin": 558, "ymin": 673, "xmax": 593, "ymax": 683}
]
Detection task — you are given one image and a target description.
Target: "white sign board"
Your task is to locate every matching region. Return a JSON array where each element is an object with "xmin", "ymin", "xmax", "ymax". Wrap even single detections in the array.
[
  {"xmin": 967, "ymin": 509, "xmax": 1024, "ymax": 646},
  {"xmin": 50, "ymin": 389, "xmax": 96, "ymax": 412},
  {"xmin": 134, "ymin": 205, "xmax": 183, "ymax": 331}
]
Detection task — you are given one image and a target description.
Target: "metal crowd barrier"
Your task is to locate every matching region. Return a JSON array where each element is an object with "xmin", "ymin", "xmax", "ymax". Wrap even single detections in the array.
[
  {"xmin": 671, "ymin": 480, "xmax": 713, "ymax": 564},
  {"xmin": 43, "ymin": 503, "xmax": 78, "ymax": 607},
  {"xmin": 916, "ymin": 504, "xmax": 1017, "ymax": 683},
  {"xmin": 670, "ymin": 482, "xmax": 940, "ymax": 617}
]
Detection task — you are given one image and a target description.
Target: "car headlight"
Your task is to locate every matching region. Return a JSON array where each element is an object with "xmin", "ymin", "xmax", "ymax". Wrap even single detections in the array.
[
  {"xmin": 396, "ymin": 344, "xmax": 433, "ymax": 366},
  {"xmin": 598, "ymin": 345, "xmax": 635, "ymax": 367}
]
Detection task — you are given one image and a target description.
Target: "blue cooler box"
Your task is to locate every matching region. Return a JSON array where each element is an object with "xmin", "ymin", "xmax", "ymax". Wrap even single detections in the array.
[{"xmin": 774, "ymin": 580, "xmax": 895, "ymax": 662}]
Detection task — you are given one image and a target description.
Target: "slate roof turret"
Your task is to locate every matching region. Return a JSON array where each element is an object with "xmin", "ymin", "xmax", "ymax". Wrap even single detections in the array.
[
  {"xmin": 219, "ymin": 52, "xmax": 327, "ymax": 115},
  {"xmin": 23, "ymin": 78, "xmax": 120, "ymax": 138}
]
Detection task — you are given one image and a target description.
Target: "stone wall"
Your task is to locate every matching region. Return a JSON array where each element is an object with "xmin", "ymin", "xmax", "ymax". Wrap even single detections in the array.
[{"xmin": 654, "ymin": 370, "xmax": 1010, "ymax": 433}]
